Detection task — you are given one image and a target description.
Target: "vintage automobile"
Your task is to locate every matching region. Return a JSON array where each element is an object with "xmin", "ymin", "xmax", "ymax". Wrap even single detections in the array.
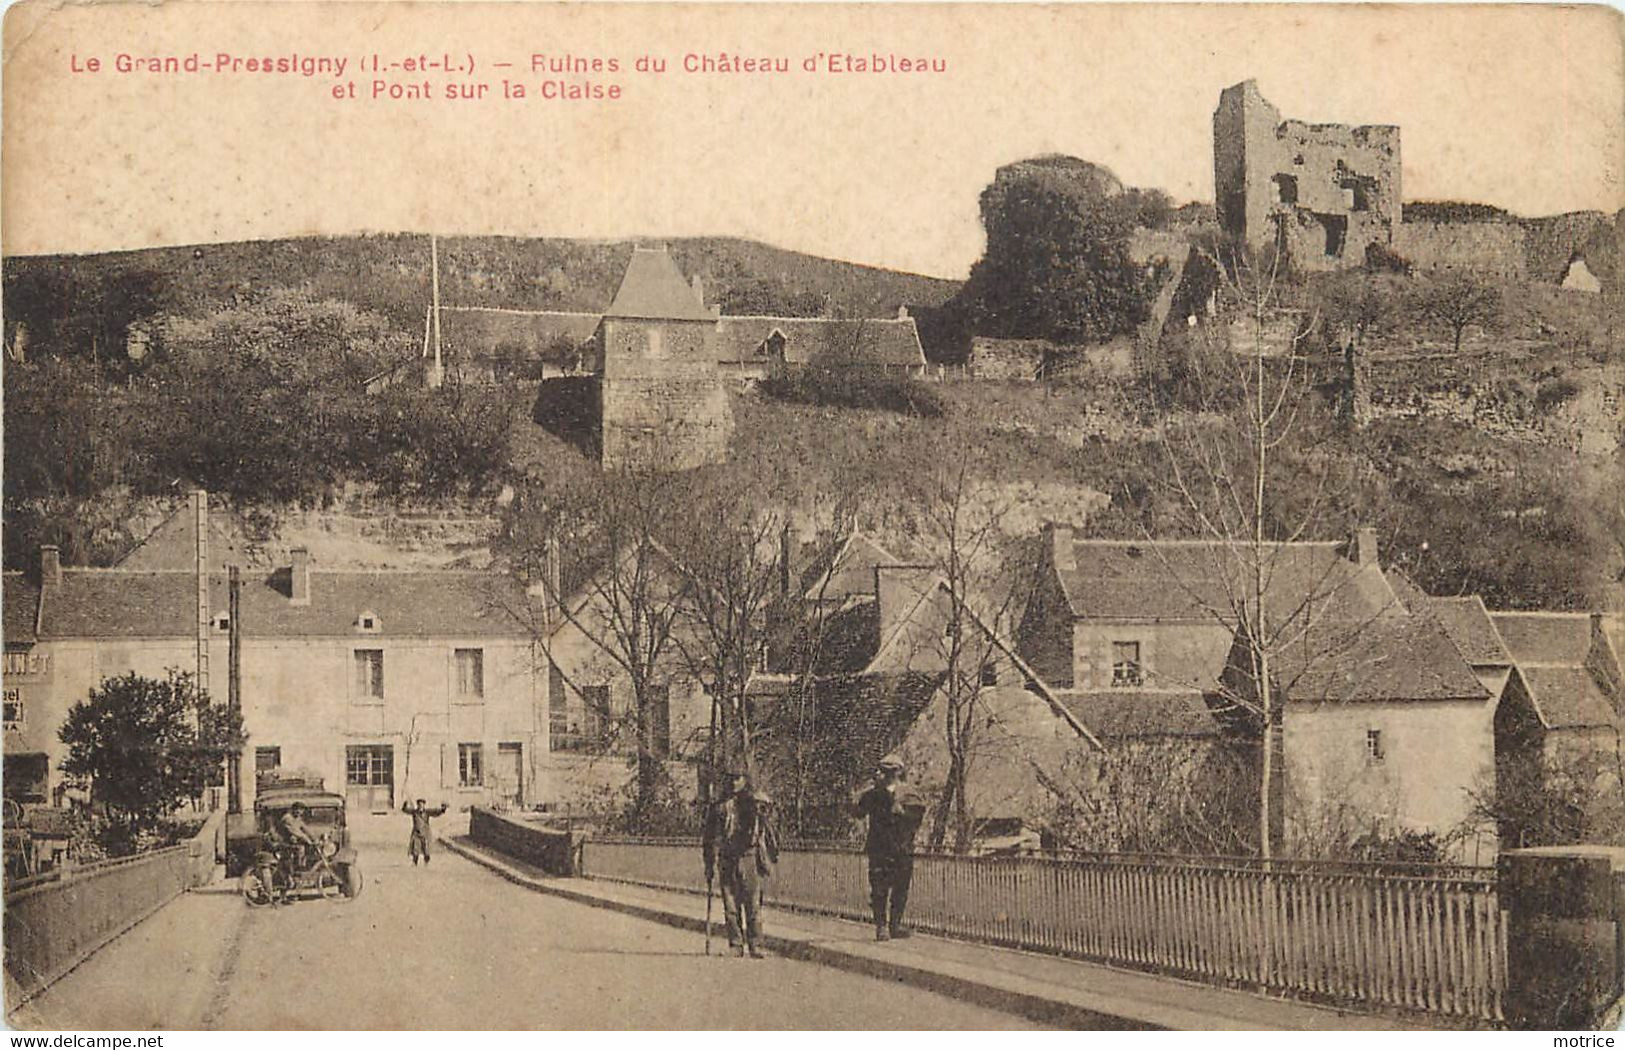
[{"xmin": 236, "ymin": 785, "xmax": 362, "ymax": 904}]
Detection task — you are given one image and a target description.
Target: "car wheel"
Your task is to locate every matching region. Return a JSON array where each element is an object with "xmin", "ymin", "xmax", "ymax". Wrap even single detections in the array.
[
  {"xmin": 340, "ymin": 864, "xmax": 363, "ymax": 900},
  {"xmin": 240, "ymin": 871, "xmax": 273, "ymax": 907},
  {"xmin": 317, "ymin": 867, "xmax": 343, "ymax": 901}
]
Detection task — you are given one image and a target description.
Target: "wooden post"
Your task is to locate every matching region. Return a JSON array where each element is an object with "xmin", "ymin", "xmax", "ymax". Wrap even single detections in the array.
[
  {"xmin": 227, "ymin": 566, "xmax": 243, "ymax": 815},
  {"xmin": 429, "ymin": 234, "xmax": 444, "ymax": 388}
]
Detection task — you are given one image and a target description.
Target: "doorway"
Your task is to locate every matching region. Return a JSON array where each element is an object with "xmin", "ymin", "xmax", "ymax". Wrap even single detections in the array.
[
  {"xmin": 345, "ymin": 744, "xmax": 395, "ymax": 813},
  {"xmin": 495, "ymin": 742, "xmax": 523, "ymax": 809}
]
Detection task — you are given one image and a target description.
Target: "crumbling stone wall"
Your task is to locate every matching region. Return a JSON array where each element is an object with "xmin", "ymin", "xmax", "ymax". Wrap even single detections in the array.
[
  {"xmin": 598, "ymin": 317, "xmax": 731, "ymax": 471},
  {"xmin": 1395, "ymin": 221, "xmax": 1528, "ymax": 278},
  {"xmin": 1214, "ymin": 80, "xmax": 1400, "ymax": 272}
]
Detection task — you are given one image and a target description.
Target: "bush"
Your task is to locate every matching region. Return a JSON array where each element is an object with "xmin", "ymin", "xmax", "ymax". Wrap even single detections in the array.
[
  {"xmin": 759, "ymin": 366, "xmax": 945, "ymax": 417},
  {"xmin": 1363, "ymin": 242, "xmax": 1412, "ymax": 275},
  {"xmin": 1534, "ymin": 376, "xmax": 1582, "ymax": 414},
  {"xmin": 1347, "ymin": 828, "xmax": 1447, "ymax": 867}
]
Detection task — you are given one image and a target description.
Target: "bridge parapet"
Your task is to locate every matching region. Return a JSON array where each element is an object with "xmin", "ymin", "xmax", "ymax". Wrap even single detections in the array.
[{"xmin": 469, "ymin": 807, "xmax": 585, "ymax": 877}]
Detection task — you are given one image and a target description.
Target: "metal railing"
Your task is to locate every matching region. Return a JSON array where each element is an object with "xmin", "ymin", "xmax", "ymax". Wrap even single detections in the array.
[{"xmin": 581, "ymin": 837, "xmax": 1506, "ymax": 1023}]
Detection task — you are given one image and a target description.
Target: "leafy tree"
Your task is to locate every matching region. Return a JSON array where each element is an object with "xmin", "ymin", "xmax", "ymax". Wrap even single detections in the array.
[
  {"xmin": 58, "ymin": 671, "xmax": 246, "ymax": 834},
  {"xmin": 145, "ymin": 291, "xmax": 414, "ymax": 500},
  {"xmin": 953, "ymin": 156, "xmax": 1152, "ymax": 345},
  {"xmin": 1, "ymin": 265, "xmax": 167, "ymax": 377}
]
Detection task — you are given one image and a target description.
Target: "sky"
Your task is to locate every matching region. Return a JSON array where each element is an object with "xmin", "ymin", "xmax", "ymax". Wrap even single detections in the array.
[{"xmin": 3, "ymin": 2, "xmax": 1621, "ymax": 279}]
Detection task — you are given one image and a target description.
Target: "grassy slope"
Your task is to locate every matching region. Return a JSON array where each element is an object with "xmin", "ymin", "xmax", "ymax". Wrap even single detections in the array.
[{"xmin": 1, "ymin": 234, "xmax": 957, "ymax": 338}]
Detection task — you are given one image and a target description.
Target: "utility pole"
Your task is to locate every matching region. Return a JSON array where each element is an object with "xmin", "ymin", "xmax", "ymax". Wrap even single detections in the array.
[
  {"xmin": 428, "ymin": 233, "xmax": 444, "ymax": 389},
  {"xmin": 193, "ymin": 490, "xmax": 209, "ymax": 702},
  {"xmin": 228, "ymin": 566, "xmax": 243, "ymax": 815}
]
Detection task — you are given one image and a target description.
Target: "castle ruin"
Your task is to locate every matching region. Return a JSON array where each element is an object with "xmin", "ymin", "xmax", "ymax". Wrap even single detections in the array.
[{"xmin": 1214, "ymin": 80, "xmax": 1401, "ymax": 271}]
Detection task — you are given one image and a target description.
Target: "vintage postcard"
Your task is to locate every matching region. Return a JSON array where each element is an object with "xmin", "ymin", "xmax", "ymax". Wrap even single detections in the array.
[{"xmin": 2, "ymin": 0, "xmax": 1622, "ymax": 1035}]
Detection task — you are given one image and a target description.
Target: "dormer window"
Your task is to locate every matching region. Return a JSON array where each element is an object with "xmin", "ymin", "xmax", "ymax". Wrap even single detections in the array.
[
  {"xmin": 214, "ymin": 614, "xmax": 231, "ymax": 632},
  {"xmin": 1111, "ymin": 641, "xmax": 1143, "ymax": 688},
  {"xmin": 356, "ymin": 610, "xmax": 381, "ymax": 634}
]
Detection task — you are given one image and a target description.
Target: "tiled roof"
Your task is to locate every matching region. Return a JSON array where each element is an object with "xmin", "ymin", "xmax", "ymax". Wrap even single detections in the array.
[
  {"xmin": 114, "ymin": 504, "xmax": 260, "ymax": 571},
  {"xmin": 1426, "ymin": 597, "xmax": 1511, "ymax": 667},
  {"xmin": 438, "ymin": 307, "xmax": 600, "ymax": 358},
  {"xmin": 1382, "ymin": 568, "xmax": 1431, "ymax": 613},
  {"xmin": 803, "ymin": 535, "xmax": 901, "ymax": 603},
  {"xmin": 37, "ymin": 569, "xmax": 533, "ymax": 640},
  {"xmin": 1054, "ymin": 540, "xmax": 1486, "ymax": 705},
  {"xmin": 715, "ymin": 316, "xmax": 925, "ymax": 369},
  {"xmin": 1521, "ymin": 666, "xmax": 1617, "ymax": 730},
  {"xmin": 3, "ymin": 573, "xmax": 39, "ymax": 645},
  {"xmin": 603, "ymin": 248, "xmax": 716, "ymax": 322},
  {"xmin": 1490, "ymin": 612, "xmax": 1593, "ymax": 666},
  {"xmin": 1278, "ymin": 615, "xmax": 1489, "ymax": 703},
  {"xmin": 1057, "ymin": 540, "xmax": 1379, "ymax": 623},
  {"xmin": 1055, "ymin": 690, "xmax": 1221, "ymax": 738}
]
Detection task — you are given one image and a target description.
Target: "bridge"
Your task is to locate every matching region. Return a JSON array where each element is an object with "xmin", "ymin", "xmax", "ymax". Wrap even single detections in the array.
[
  {"xmin": 5, "ymin": 813, "xmax": 1616, "ymax": 1031},
  {"xmin": 8, "ymin": 819, "xmax": 1036, "ymax": 1031}
]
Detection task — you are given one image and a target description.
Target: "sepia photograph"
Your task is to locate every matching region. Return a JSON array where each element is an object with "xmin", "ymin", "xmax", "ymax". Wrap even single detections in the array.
[{"xmin": 0, "ymin": 0, "xmax": 1621, "ymax": 1035}]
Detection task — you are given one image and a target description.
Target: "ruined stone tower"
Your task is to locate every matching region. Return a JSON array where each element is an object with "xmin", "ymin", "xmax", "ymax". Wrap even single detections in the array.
[
  {"xmin": 1214, "ymin": 80, "xmax": 1401, "ymax": 271},
  {"xmin": 593, "ymin": 246, "xmax": 731, "ymax": 471}
]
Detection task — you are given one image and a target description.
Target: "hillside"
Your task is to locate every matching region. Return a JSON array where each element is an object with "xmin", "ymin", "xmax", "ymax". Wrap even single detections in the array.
[{"xmin": 1, "ymin": 234, "xmax": 959, "ymax": 359}]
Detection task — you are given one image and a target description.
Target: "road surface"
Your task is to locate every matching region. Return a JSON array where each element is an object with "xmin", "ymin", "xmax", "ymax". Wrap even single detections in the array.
[{"xmin": 12, "ymin": 821, "xmax": 1040, "ymax": 1030}]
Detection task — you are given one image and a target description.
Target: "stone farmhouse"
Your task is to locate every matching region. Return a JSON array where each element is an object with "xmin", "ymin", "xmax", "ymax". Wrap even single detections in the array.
[
  {"xmin": 1015, "ymin": 526, "xmax": 1508, "ymax": 860},
  {"xmin": 1214, "ymin": 79, "xmax": 1402, "ymax": 272},
  {"xmin": 2, "ymin": 496, "xmax": 546, "ymax": 818}
]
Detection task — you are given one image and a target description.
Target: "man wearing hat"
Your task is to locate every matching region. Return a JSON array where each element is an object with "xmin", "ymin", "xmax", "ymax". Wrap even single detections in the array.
[
  {"xmin": 851, "ymin": 753, "xmax": 926, "ymax": 941},
  {"xmin": 702, "ymin": 766, "xmax": 780, "ymax": 958}
]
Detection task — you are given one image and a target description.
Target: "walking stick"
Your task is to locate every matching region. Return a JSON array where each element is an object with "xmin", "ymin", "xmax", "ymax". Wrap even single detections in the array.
[{"xmin": 705, "ymin": 871, "xmax": 715, "ymax": 956}]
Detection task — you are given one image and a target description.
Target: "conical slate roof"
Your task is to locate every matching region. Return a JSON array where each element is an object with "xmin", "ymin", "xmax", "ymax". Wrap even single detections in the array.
[{"xmin": 603, "ymin": 247, "xmax": 715, "ymax": 322}]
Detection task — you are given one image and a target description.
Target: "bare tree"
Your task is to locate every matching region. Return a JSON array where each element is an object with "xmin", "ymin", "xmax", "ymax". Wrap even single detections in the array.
[
  {"xmin": 772, "ymin": 498, "xmax": 863, "ymax": 836},
  {"xmin": 1414, "ymin": 272, "xmax": 1501, "ymax": 354},
  {"xmin": 1148, "ymin": 243, "xmax": 1391, "ymax": 859},
  {"xmin": 665, "ymin": 478, "xmax": 788, "ymax": 786},
  {"xmin": 903, "ymin": 455, "xmax": 1039, "ymax": 852},
  {"xmin": 1315, "ymin": 271, "xmax": 1405, "ymax": 430},
  {"xmin": 509, "ymin": 468, "xmax": 690, "ymax": 825},
  {"xmin": 1050, "ymin": 739, "xmax": 1256, "ymax": 855}
]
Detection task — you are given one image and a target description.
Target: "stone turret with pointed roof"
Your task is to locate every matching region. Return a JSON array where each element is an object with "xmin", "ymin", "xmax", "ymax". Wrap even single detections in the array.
[
  {"xmin": 592, "ymin": 246, "xmax": 731, "ymax": 471},
  {"xmin": 603, "ymin": 245, "xmax": 719, "ymax": 323}
]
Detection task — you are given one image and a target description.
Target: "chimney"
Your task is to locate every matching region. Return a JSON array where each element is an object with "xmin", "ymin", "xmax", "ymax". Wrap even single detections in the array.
[
  {"xmin": 39, "ymin": 545, "xmax": 61, "ymax": 586},
  {"xmin": 896, "ymin": 304, "xmax": 910, "ymax": 320},
  {"xmin": 1355, "ymin": 527, "xmax": 1378, "ymax": 567},
  {"xmin": 691, "ymin": 274, "xmax": 705, "ymax": 308},
  {"xmin": 1048, "ymin": 524, "xmax": 1075, "ymax": 572},
  {"xmin": 290, "ymin": 548, "xmax": 311, "ymax": 606}
]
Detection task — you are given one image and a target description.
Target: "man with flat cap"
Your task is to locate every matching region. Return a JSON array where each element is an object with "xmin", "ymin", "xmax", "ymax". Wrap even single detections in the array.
[
  {"xmin": 851, "ymin": 753, "xmax": 926, "ymax": 941},
  {"xmin": 702, "ymin": 765, "xmax": 780, "ymax": 958}
]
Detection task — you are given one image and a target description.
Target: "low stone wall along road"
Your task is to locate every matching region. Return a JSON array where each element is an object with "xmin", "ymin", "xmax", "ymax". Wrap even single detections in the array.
[{"xmin": 11, "ymin": 820, "xmax": 1040, "ymax": 1030}]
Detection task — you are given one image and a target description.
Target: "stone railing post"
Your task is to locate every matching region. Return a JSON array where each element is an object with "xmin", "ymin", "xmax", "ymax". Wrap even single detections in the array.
[{"xmin": 1499, "ymin": 846, "xmax": 1625, "ymax": 1029}]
